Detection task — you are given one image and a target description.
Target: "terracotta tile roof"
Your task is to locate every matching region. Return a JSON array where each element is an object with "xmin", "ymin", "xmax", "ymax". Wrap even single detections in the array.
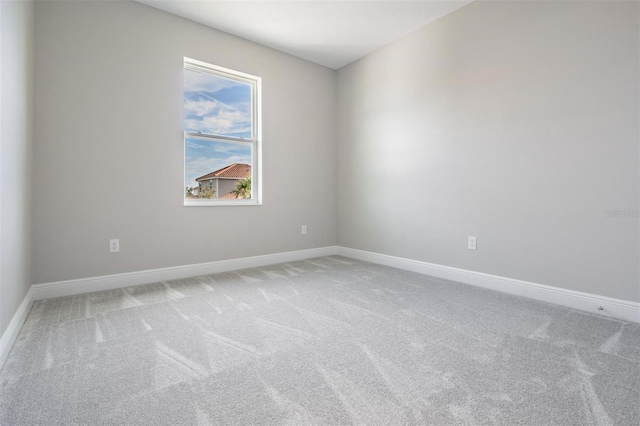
[{"xmin": 196, "ymin": 163, "xmax": 251, "ymax": 181}]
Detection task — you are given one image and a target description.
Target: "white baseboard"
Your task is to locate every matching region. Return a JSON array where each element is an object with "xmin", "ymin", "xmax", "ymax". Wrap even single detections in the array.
[
  {"xmin": 0, "ymin": 287, "xmax": 34, "ymax": 371},
  {"xmin": 337, "ymin": 246, "xmax": 640, "ymax": 324},
  {"xmin": 32, "ymin": 246, "xmax": 339, "ymax": 301}
]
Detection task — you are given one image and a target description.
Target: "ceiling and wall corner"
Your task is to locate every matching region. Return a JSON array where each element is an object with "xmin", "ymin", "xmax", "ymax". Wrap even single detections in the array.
[{"xmin": 133, "ymin": 0, "xmax": 473, "ymax": 70}]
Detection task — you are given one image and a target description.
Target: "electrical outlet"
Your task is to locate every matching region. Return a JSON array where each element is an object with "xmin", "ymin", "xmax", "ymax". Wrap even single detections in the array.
[
  {"xmin": 109, "ymin": 239, "xmax": 120, "ymax": 253},
  {"xmin": 301, "ymin": 225, "xmax": 307, "ymax": 235},
  {"xmin": 468, "ymin": 236, "xmax": 477, "ymax": 250}
]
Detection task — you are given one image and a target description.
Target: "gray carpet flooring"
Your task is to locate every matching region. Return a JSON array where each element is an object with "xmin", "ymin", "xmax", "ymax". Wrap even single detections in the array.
[{"xmin": 1, "ymin": 256, "xmax": 639, "ymax": 425}]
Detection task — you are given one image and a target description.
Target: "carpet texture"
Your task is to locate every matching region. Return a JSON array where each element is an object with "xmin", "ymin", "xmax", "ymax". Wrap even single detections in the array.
[{"xmin": 1, "ymin": 256, "xmax": 639, "ymax": 425}]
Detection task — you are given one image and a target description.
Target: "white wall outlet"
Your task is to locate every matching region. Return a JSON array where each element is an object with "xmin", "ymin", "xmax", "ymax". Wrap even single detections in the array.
[
  {"xmin": 109, "ymin": 239, "xmax": 120, "ymax": 253},
  {"xmin": 468, "ymin": 236, "xmax": 477, "ymax": 250},
  {"xmin": 301, "ymin": 225, "xmax": 307, "ymax": 235}
]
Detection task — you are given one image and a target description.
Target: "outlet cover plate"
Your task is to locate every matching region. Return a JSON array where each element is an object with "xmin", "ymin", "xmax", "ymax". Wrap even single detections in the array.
[{"xmin": 468, "ymin": 236, "xmax": 477, "ymax": 250}]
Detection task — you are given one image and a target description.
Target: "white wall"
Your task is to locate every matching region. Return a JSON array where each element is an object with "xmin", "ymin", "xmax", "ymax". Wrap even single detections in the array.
[
  {"xmin": 0, "ymin": 0, "xmax": 35, "ymax": 336},
  {"xmin": 337, "ymin": 1, "xmax": 639, "ymax": 302},
  {"xmin": 34, "ymin": 0, "xmax": 336, "ymax": 283}
]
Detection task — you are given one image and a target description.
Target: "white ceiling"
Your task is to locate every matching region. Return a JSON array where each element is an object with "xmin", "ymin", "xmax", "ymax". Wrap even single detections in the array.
[{"xmin": 134, "ymin": 0, "xmax": 473, "ymax": 69}]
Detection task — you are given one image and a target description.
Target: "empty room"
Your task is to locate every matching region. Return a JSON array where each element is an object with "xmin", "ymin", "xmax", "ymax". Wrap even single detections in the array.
[{"xmin": 1, "ymin": 0, "xmax": 639, "ymax": 424}]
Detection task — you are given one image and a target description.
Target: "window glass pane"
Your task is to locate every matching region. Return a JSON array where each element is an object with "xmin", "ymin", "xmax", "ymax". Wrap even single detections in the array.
[
  {"xmin": 184, "ymin": 69, "xmax": 252, "ymax": 138},
  {"xmin": 185, "ymin": 137, "xmax": 253, "ymax": 200}
]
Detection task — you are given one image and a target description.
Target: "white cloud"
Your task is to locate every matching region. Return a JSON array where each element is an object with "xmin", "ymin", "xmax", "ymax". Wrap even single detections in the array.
[{"xmin": 184, "ymin": 98, "xmax": 251, "ymax": 136}]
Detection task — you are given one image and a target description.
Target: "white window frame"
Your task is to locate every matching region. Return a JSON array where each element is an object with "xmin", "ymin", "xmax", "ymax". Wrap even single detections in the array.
[{"xmin": 183, "ymin": 57, "xmax": 262, "ymax": 207}]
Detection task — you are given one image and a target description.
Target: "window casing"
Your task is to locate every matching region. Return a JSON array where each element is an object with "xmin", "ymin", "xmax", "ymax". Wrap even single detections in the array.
[{"xmin": 183, "ymin": 57, "xmax": 261, "ymax": 206}]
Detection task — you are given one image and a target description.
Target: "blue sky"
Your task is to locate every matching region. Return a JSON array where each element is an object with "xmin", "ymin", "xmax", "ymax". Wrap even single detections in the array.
[
  {"xmin": 184, "ymin": 69, "xmax": 252, "ymax": 189},
  {"xmin": 184, "ymin": 69, "xmax": 252, "ymax": 138}
]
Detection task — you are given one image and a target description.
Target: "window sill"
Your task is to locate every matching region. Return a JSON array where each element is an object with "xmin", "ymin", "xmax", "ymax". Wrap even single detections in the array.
[{"xmin": 184, "ymin": 199, "xmax": 262, "ymax": 207}]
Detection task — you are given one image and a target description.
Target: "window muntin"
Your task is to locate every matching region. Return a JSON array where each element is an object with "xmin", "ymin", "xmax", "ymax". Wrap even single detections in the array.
[{"xmin": 183, "ymin": 58, "xmax": 261, "ymax": 206}]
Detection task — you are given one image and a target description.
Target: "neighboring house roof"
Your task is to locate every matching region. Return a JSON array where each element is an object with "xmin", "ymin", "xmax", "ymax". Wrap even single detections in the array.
[{"xmin": 196, "ymin": 163, "xmax": 251, "ymax": 181}]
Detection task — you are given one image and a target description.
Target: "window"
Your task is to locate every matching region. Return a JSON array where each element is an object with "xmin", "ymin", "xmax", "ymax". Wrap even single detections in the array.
[{"xmin": 183, "ymin": 58, "xmax": 261, "ymax": 206}]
